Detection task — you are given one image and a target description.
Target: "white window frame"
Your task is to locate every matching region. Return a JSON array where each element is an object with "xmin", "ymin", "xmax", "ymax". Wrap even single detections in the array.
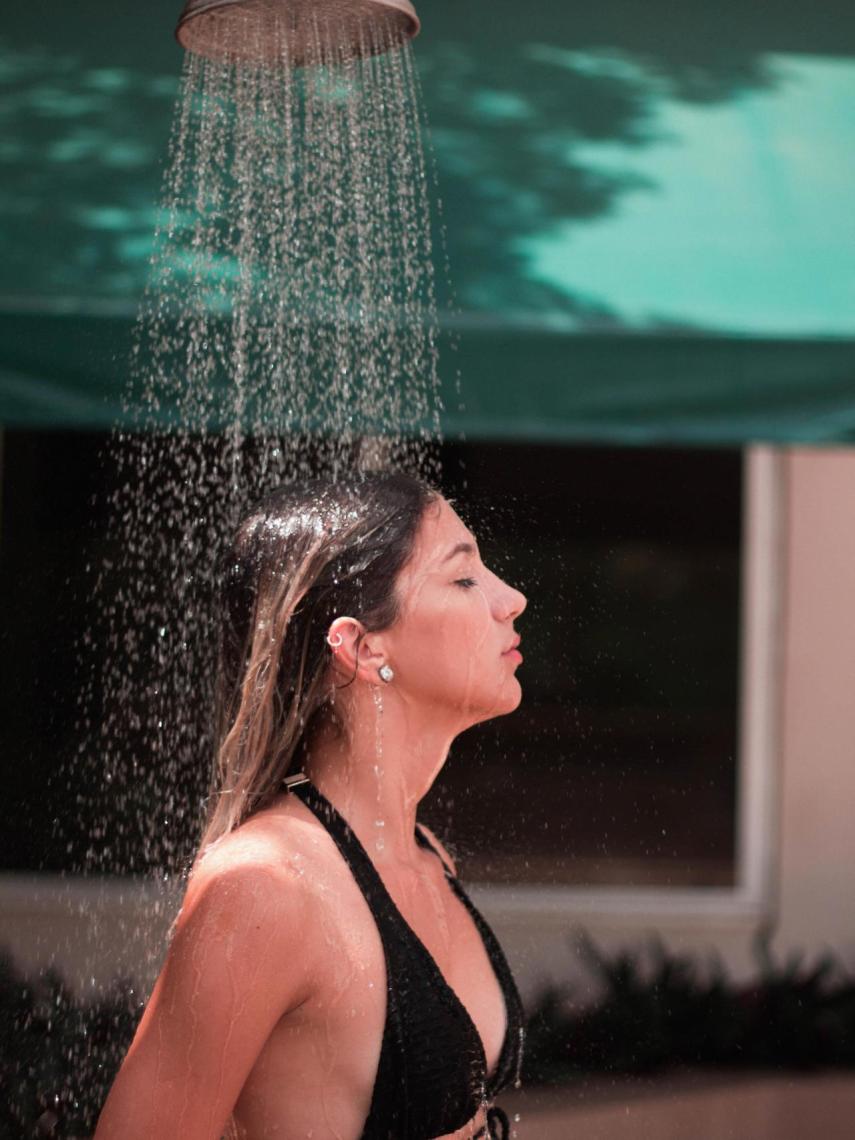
[
  {"xmin": 468, "ymin": 445, "xmax": 785, "ymax": 924},
  {"xmin": 0, "ymin": 446, "xmax": 786, "ymax": 967}
]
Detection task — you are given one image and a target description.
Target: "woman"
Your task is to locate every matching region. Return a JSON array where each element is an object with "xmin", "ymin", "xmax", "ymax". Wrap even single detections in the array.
[{"xmin": 95, "ymin": 471, "xmax": 528, "ymax": 1140}]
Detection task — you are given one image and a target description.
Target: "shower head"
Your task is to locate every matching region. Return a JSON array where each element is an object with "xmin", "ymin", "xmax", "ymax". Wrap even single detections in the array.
[{"xmin": 176, "ymin": 0, "xmax": 420, "ymax": 66}]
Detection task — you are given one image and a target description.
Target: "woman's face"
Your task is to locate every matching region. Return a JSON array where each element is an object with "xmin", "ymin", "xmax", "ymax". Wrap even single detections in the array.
[{"xmin": 380, "ymin": 496, "xmax": 527, "ymax": 726}]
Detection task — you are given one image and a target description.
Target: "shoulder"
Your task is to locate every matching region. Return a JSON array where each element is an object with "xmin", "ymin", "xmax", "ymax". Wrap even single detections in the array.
[
  {"xmin": 191, "ymin": 794, "xmax": 331, "ymax": 883},
  {"xmin": 177, "ymin": 815, "xmax": 320, "ymax": 968},
  {"xmin": 112, "ymin": 817, "xmax": 323, "ymax": 1127},
  {"xmin": 416, "ymin": 821, "xmax": 459, "ymax": 878}
]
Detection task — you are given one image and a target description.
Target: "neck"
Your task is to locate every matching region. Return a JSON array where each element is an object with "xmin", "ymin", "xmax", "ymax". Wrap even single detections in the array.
[{"xmin": 302, "ymin": 686, "xmax": 459, "ymax": 865}]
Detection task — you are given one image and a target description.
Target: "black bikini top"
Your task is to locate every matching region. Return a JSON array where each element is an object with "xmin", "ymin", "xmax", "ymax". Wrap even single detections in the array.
[{"xmin": 284, "ymin": 774, "xmax": 525, "ymax": 1140}]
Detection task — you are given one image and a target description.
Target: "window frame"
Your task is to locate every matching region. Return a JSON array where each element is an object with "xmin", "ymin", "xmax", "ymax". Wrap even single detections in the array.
[
  {"xmin": 465, "ymin": 445, "xmax": 785, "ymax": 923},
  {"xmin": 0, "ymin": 447, "xmax": 784, "ymax": 941}
]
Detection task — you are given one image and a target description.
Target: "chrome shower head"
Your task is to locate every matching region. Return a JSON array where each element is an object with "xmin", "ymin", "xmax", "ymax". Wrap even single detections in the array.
[{"xmin": 175, "ymin": 0, "xmax": 420, "ymax": 65}]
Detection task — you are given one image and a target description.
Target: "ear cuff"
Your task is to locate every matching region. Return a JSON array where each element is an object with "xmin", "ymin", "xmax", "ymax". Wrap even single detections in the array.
[{"xmin": 327, "ymin": 628, "xmax": 393, "ymax": 683}]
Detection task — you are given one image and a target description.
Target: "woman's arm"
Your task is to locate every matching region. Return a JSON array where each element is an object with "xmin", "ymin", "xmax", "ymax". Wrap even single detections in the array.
[{"xmin": 94, "ymin": 857, "xmax": 316, "ymax": 1140}]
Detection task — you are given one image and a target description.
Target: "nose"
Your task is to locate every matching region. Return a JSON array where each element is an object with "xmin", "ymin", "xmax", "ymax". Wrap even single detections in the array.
[
  {"xmin": 507, "ymin": 584, "xmax": 527, "ymax": 620},
  {"xmin": 496, "ymin": 577, "xmax": 526, "ymax": 621},
  {"xmin": 484, "ymin": 563, "xmax": 526, "ymax": 622}
]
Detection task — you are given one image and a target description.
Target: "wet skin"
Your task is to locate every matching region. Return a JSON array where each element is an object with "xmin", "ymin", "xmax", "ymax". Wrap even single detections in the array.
[{"xmin": 94, "ymin": 497, "xmax": 526, "ymax": 1140}]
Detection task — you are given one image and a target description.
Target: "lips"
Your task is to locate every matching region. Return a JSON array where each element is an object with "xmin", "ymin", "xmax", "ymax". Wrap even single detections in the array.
[{"xmin": 502, "ymin": 635, "xmax": 521, "ymax": 654}]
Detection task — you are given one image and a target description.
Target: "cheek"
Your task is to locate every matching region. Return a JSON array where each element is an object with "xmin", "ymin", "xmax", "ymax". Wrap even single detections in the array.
[
  {"xmin": 391, "ymin": 590, "xmax": 479, "ymax": 679},
  {"xmin": 394, "ymin": 590, "xmax": 515, "ymax": 708},
  {"xmin": 433, "ymin": 588, "xmax": 493, "ymax": 659}
]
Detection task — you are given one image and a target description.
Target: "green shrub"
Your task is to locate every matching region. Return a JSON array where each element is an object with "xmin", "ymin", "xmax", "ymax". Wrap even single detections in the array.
[
  {"xmin": 522, "ymin": 923, "xmax": 855, "ymax": 1084},
  {"xmin": 3, "ymin": 923, "xmax": 854, "ymax": 1137},
  {"xmin": 0, "ymin": 950, "xmax": 142, "ymax": 1140}
]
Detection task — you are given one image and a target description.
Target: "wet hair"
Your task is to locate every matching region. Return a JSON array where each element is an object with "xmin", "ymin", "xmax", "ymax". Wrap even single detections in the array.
[{"xmin": 198, "ymin": 470, "xmax": 440, "ymax": 851}]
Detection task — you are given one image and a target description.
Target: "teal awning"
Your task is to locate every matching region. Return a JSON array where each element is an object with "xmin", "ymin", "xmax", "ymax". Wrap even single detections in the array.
[
  {"xmin": 2, "ymin": 1, "xmax": 854, "ymax": 442},
  {"xmin": 3, "ymin": 312, "xmax": 853, "ymax": 444}
]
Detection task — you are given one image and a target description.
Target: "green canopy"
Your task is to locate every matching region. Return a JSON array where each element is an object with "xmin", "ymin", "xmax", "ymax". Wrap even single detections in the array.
[{"xmin": 2, "ymin": 0, "xmax": 854, "ymax": 442}]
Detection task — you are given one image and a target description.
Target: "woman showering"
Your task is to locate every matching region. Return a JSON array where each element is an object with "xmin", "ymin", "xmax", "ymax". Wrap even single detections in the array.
[{"xmin": 95, "ymin": 472, "xmax": 528, "ymax": 1139}]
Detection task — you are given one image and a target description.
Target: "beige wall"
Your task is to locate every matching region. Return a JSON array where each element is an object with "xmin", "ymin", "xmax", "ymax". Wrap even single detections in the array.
[
  {"xmin": 773, "ymin": 447, "xmax": 855, "ymax": 960},
  {"xmin": 0, "ymin": 875, "xmax": 178, "ymax": 996}
]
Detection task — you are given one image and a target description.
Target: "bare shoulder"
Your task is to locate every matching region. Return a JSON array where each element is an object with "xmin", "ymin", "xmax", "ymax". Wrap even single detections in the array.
[
  {"xmin": 98, "ymin": 810, "xmax": 328, "ymax": 1136},
  {"xmin": 416, "ymin": 820, "xmax": 459, "ymax": 877},
  {"xmin": 177, "ymin": 808, "xmax": 324, "ymax": 964},
  {"xmin": 193, "ymin": 802, "xmax": 316, "ymax": 875}
]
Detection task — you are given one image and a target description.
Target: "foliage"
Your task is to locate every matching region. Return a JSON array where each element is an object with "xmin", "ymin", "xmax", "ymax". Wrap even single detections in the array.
[
  {"xmin": 522, "ymin": 923, "xmax": 855, "ymax": 1084},
  {"xmin": 3, "ymin": 924, "xmax": 855, "ymax": 1137},
  {"xmin": 0, "ymin": 950, "xmax": 142, "ymax": 1140}
]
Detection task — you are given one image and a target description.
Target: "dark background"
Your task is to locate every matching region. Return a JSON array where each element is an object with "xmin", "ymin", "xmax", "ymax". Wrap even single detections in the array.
[{"xmin": 0, "ymin": 434, "xmax": 741, "ymax": 886}]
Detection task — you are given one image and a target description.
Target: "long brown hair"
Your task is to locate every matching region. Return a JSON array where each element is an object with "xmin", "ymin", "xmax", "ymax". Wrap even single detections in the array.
[{"xmin": 197, "ymin": 470, "xmax": 439, "ymax": 854}]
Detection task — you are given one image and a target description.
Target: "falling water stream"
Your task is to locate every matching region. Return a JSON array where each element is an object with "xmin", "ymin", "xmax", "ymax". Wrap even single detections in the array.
[
  {"xmin": 37, "ymin": 13, "xmax": 479, "ymax": 1136},
  {"xmin": 77, "ymin": 11, "xmax": 445, "ymax": 878}
]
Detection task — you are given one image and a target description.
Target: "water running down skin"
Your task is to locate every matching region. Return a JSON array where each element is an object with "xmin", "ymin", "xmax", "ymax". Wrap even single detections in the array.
[{"xmin": 94, "ymin": 494, "xmax": 526, "ymax": 1140}]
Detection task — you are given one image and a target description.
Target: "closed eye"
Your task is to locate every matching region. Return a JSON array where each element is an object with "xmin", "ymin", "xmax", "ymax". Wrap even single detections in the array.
[{"xmin": 454, "ymin": 577, "xmax": 477, "ymax": 589}]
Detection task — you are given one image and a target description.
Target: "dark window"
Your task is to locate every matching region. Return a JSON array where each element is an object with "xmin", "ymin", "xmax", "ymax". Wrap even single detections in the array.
[
  {"xmin": 422, "ymin": 442, "xmax": 742, "ymax": 889},
  {"xmin": 0, "ymin": 433, "xmax": 741, "ymax": 887},
  {"xmin": 0, "ymin": 430, "xmax": 112, "ymax": 872}
]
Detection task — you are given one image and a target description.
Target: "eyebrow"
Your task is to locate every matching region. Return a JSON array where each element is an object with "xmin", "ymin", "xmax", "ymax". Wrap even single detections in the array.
[{"xmin": 441, "ymin": 541, "xmax": 478, "ymax": 564}]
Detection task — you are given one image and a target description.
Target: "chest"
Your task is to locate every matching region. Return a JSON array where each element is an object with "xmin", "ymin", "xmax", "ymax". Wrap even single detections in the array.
[
  {"xmin": 235, "ymin": 840, "xmax": 514, "ymax": 1140},
  {"xmin": 323, "ymin": 854, "xmax": 510, "ymax": 1080}
]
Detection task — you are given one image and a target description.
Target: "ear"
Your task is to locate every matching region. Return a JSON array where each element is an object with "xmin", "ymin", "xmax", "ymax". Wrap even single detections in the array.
[{"xmin": 326, "ymin": 616, "xmax": 389, "ymax": 685}]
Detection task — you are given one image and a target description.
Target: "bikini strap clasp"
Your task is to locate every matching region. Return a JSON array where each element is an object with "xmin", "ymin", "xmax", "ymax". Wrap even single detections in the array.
[{"xmin": 282, "ymin": 771, "xmax": 311, "ymax": 791}]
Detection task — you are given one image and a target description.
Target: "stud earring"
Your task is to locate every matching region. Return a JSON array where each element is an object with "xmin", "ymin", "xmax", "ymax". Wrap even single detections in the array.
[{"xmin": 378, "ymin": 664, "xmax": 394, "ymax": 683}]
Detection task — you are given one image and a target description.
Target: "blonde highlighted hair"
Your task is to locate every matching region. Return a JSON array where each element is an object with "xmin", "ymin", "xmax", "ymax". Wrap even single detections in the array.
[{"xmin": 197, "ymin": 471, "xmax": 439, "ymax": 856}]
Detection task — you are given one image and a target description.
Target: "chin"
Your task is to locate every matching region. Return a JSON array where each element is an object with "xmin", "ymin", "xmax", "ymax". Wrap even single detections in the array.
[
  {"xmin": 466, "ymin": 679, "xmax": 523, "ymax": 725},
  {"xmin": 503, "ymin": 678, "xmax": 524, "ymax": 713}
]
